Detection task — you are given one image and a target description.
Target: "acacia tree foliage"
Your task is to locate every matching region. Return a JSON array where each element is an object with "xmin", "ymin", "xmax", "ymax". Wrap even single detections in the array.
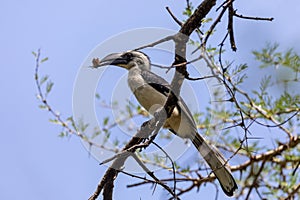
[{"xmin": 34, "ymin": 0, "xmax": 300, "ymax": 199}]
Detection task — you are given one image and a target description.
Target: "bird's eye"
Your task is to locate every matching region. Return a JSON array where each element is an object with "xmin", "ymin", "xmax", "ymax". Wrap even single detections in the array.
[
  {"xmin": 137, "ymin": 59, "xmax": 143, "ymax": 65},
  {"xmin": 124, "ymin": 53, "xmax": 133, "ymax": 61}
]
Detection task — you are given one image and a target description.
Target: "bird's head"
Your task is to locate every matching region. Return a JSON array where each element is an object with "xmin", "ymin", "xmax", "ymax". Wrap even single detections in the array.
[{"xmin": 93, "ymin": 51, "xmax": 151, "ymax": 71}]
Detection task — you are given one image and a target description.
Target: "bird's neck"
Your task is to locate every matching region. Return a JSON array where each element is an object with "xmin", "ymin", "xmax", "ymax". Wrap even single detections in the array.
[{"xmin": 127, "ymin": 66, "xmax": 146, "ymax": 93}]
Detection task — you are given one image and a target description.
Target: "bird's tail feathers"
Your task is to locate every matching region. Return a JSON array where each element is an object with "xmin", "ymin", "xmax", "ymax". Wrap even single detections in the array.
[{"xmin": 190, "ymin": 133, "xmax": 238, "ymax": 196}]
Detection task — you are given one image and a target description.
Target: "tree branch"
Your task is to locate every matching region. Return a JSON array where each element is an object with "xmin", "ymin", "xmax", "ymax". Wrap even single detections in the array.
[
  {"xmin": 233, "ymin": 11, "xmax": 274, "ymax": 21},
  {"xmin": 179, "ymin": 0, "xmax": 217, "ymax": 36},
  {"xmin": 228, "ymin": 2, "xmax": 237, "ymax": 51},
  {"xmin": 231, "ymin": 135, "xmax": 300, "ymax": 172}
]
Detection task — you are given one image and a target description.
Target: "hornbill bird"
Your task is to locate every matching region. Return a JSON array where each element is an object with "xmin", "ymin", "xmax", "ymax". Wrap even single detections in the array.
[{"xmin": 93, "ymin": 50, "xmax": 238, "ymax": 196}]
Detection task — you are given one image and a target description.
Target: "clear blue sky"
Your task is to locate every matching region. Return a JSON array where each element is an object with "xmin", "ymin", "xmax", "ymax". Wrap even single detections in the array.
[{"xmin": 1, "ymin": 0, "xmax": 300, "ymax": 200}]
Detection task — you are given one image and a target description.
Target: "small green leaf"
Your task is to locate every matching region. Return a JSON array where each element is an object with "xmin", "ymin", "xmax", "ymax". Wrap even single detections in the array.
[
  {"xmin": 79, "ymin": 122, "xmax": 89, "ymax": 132},
  {"xmin": 58, "ymin": 132, "xmax": 65, "ymax": 138},
  {"xmin": 32, "ymin": 51, "xmax": 37, "ymax": 57},
  {"xmin": 92, "ymin": 129, "xmax": 101, "ymax": 139},
  {"xmin": 39, "ymin": 75, "xmax": 49, "ymax": 85},
  {"xmin": 41, "ymin": 57, "xmax": 48, "ymax": 63},
  {"xmin": 113, "ymin": 139, "xmax": 119, "ymax": 146},
  {"xmin": 181, "ymin": 165, "xmax": 190, "ymax": 173},
  {"xmin": 66, "ymin": 116, "xmax": 74, "ymax": 122},
  {"xmin": 49, "ymin": 118, "xmax": 59, "ymax": 124},
  {"xmin": 46, "ymin": 81, "xmax": 54, "ymax": 94},
  {"xmin": 126, "ymin": 105, "xmax": 133, "ymax": 117},
  {"xmin": 67, "ymin": 116, "xmax": 78, "ymax": 131},
  {"xmin": 201, "ymin": 18, "xmax": 212, "ymax": 24},
  {"xmin": 103, "ymin": 117, "xmax": 109, "ymax": 126},
  {"xmin": 39, "ymin": 104, "xmax": 47, "ymax": 109}
]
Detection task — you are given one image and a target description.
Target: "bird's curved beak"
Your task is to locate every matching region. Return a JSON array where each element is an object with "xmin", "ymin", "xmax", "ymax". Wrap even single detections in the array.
[{"xmin": 92, "ymin": 53, "xmax": 127, "ymax": 68}]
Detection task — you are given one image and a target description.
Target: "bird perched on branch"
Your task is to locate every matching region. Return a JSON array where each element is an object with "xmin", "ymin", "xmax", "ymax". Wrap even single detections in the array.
[{"xmin": 93, "ymin": 50, "xmax": 237, "ymax": 196}]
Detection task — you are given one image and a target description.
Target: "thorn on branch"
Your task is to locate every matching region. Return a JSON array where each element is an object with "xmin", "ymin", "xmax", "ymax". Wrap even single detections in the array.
[{"xmin": 292, "ymin": 160, "xmax": 300, "ymax": 176}]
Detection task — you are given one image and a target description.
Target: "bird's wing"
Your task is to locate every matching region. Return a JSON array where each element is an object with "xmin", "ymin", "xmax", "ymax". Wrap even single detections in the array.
[
  {"xmin": 140, "ymin": 70, "xmax": 170, "ymax": 92},
  {"xmin": 140, "ymin": 70, "xmax": 197, "ymax": 128},
  {"xmin": 141, "ymin": 71, "xmax": 237, "ymax": 196}
]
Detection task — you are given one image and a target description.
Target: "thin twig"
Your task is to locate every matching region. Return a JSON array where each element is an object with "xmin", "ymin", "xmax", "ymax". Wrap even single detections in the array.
[
  {"xmin": 245, "ymin": 160, "xmax": 266, "ymax": 200},
  {"xmin": 233, "ymin": 11, "xmax": 274, "ymax": 21},
  {"xmin": 152, "ymin": 142, "xmax": 177, "ymax": 195},
  {"xmin": 34, "ymin": 49, "xmax": 105, "ymax": 150},
  {"xmin": 292, "ymin": 160, "xmax": 300, "ymax": 176},
  {"xmin": 202, "ymin": 0, "xmax": 233, "ymax": 49},
  {"xmin": 134, "ymin": 35, "xmax": 175, "ymax": 51},
  {"xmin": 185, "ymin": 74, "xmax": 217, "ymax": 81},
  {"xmin": 251, "ymin": 110, "xmax": 299, "ymax": 128},
  {"xmin": 152, "ymin": 56, "xmax": 203, "ymax": 73},
  {"xmin": 131, "ymin": 153, "xmax": 179, "ymax": 199},
  {"xmin": 166, "ymin": 6, "xmax": 183, "ymax": 26}
]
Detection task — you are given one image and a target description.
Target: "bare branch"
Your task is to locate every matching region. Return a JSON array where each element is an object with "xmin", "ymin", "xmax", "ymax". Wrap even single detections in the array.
[
  {"xmin": 228, "ymin": 2, "xmax": 237, "ymax": 51},
  {"xmin": 131, "ymin": 153, "xmax": 179, "ymax": 199},
  {"xmin": 233, "ymin": 11, "xmax": 274, "ymax": 21},
  {"xmin": 231, "ymin": 136, "xmax": 300, "ymax": 172},
  {"xmin": 134, "ymin": 35, "xmax": 175, "ymax": 51},
  {"xmin": 166, "ymin": 6, "xmax": 183, "ymax": 26},
  {"xmin": 201, "ymin": 0, "xmax": 233, "ymax": 50},
  {"xmin": 245, "ymin": 160, "xmax": 266, "ymax": 200}
]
